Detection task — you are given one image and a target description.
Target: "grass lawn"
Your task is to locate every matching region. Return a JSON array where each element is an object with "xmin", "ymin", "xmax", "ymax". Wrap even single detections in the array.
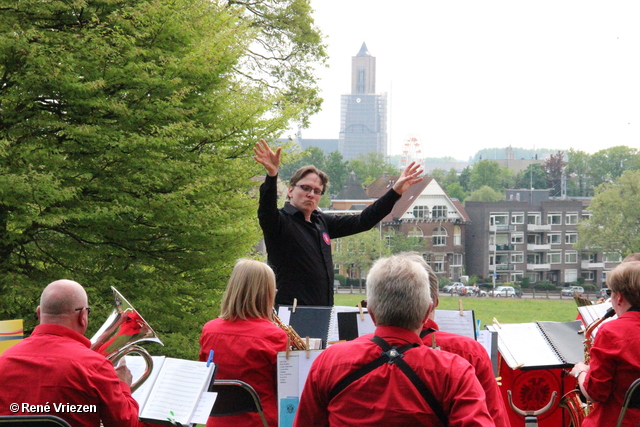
[{"xmin": 334, "ymin": 293, "xmax": 580, "ymax": 328}]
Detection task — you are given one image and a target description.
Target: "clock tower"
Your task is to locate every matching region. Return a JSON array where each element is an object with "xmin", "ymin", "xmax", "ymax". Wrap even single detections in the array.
[{"xmin": 338, "ymin": 43, "xmax": 388, "ymax": 161}]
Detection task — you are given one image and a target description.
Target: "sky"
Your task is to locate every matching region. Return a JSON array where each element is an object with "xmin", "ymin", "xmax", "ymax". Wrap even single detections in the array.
[{"xmin": 289, "ymin": 1, "xmax": 640, "ymax": 161}]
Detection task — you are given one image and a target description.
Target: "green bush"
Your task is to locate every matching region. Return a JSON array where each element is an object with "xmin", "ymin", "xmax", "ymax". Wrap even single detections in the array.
[
  {"xmin": 439, "ymin": 277, "xmax": 451, "ymax": 289},
  {"xmin": 335, "ymin": 274, "xmax": 346, "ymax": 287},
  {"xmin": 521, "ymin": 277, "xmax": 531, "ymax": 289},
  {"xmin": 534, "ymin": 280, "xmax": 556, "ymax": 291}
]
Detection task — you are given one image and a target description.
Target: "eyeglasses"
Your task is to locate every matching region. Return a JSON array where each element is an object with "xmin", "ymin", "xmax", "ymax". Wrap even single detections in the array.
[
  {"xmin": 294, "ymin": 184, "xmax": 324, "ymax": 196},
  {"xmin": 75, "ymin": 307, "xmax": 92, "ymax": 316},
  {"xmin": 605, "ymin": 289, "xmax": 612, "ymax": 297}
]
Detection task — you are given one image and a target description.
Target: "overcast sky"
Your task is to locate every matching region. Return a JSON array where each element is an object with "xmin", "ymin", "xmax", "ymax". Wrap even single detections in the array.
[{"xmin": 288, "ymin": 1, "xmax": 640, "ymax": 161}]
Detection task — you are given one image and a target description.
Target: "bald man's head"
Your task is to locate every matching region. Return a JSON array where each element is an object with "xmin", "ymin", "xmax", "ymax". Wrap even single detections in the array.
[{"xmin": 38, "ymin": 280, "xmax": 89, "ymax": 333}]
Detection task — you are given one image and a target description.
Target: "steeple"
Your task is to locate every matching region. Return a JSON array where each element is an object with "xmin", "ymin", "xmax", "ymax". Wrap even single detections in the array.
[{"xmin": 356, "ymin": 42, "xmax": 370, "ymax": 57}]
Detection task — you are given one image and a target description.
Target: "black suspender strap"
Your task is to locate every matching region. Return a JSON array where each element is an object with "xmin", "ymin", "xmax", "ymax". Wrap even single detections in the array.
[
  {"xmin": 420, "ymin": 327, "xmax": 437, "ymax": 339},
  {"xmin": 327, "ymin": 335, "xmax": 448, "ymax": 426}
]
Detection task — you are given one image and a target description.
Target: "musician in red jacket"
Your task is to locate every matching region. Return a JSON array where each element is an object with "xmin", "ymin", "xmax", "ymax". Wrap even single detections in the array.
[
  {"xmin": 0, "ymin": 280, "xmax": 139, "ymax": 427},
  {"xmin": 414, "ymin": 253, "xmax": 511, "ymax": 427},
  {"xmin": 294, "ymin": 254, "xmax": 494, "ymax": 427},
  {"xmin": 571, "ymin": 261, "xmax": 640, "ymax": 427},
  {"xmin": 199, "ymin": 259, "xmax": 287, "ymax": 427}
]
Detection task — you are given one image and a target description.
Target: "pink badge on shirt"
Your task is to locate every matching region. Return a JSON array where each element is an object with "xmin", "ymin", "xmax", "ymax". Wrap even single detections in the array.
[{"xmin": 323, "ymin": 232, "xmax": 331, "ymax": 245}]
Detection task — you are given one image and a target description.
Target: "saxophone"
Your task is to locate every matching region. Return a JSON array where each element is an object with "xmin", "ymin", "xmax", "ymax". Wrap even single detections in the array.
[
  {"xmin": 560, "ymin": 307, "xmax": 615, "ymax": 426},
  {"xmin": 272, "ymin": 311, "xmax": 308, "ymax": 351}
]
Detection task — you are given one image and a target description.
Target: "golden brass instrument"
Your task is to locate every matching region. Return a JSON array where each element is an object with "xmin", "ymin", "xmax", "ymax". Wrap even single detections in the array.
[
  {"xmin": 560, "ymin": 307, "xmax": 615, "ymax": 426},
  {"xmin": 272, "ymin": 311, "xmax": 307, "ymax": 351},
  {"xmin": 90, "ymin": 287, "xmax": 163, "ymax": 392}
]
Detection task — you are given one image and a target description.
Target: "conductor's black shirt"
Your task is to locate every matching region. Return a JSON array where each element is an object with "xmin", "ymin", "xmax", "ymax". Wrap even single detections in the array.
[{"xmin": 258, "ymin": 174, "xmax": 401, "ymax": 306}]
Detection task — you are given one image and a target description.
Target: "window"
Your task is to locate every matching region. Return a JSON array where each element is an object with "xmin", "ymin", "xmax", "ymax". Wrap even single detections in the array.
[
  {"xmin": 565, "ymin": 251, "xmax": 578, "ymax": 263},
  {"xmin": 511, "ymin": 252, "xmax": 524, "ymax": 264},
  {"xmin": 582, "ymin": 271, "xmax": 595, "ymax": 281},
  {"xmin": 453, "ymin": 226, "xmax": 461, "ymax": 246},
  {"xmin": 434, "ymin": 255, "xmax": 445, "ymax": 272},
  {"xmin": 432, "ymin": 206, "xmax": 447, "ymax": 219},
  {"xmin": 432, "ymin": 227, "xmax": 447, "ymax": 246},
  {"xmin": 566, "ymin": 213, "xmax": 579, "ymax": 225},
  {"xmin": 547, "ymin": 233, "xmax": 562, "ymax": 245},
  {"xmin": 511, "ymin": 233, "xmax": 524, "ymax": 244},
  {"xmin": 512, "ymin": 213, "xmax": 524, "ymax": 224},
  {"xmin": 490, "ymin": 214, "xmax": 509, "ymax": 226},
  {"xmin": 565, "ymin": 269, "xmax": 578, "ymax": 282},
  {"xmin": 547, "ymin": 213, "xmax": 562, "ymax": 225},
  {"xmin": 413, "ymin": 205, "xmax": 429, "ymax": 219},
  {"xmin": 527, "ymin": 213, "xmax": 541, "ymax": 225},
  {"xmin": 408, "ymin": 227, "xmax": 424, "ymax": 238},
  {"xmin": 511, "ymin": 272, "xmax": 523, "ymax": 282},
  {"xmin": 547, "ymin": 252, "xmax": 562, "ymax": 264},
  {"xmin": 565, "ymin": 233, "xmax": 578, "ymax": 244},
  {"xmin": 451, "ymin": 253, "xmax": 463, "ymax": 266}
]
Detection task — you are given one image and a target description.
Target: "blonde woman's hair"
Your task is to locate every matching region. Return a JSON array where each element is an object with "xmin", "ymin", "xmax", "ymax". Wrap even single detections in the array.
[
  {"xmin": 219, "ymin": 259, "xmax": 276, "ymax": 321},
  {"xmin": 607, "ymin": 260, "xmax": 640, "ymax": 308}
]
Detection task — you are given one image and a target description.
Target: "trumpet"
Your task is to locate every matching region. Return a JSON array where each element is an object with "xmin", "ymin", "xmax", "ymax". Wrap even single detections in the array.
[{"xmin": 90, "ymin": 287, "xmax": 163, "ymax": 392}]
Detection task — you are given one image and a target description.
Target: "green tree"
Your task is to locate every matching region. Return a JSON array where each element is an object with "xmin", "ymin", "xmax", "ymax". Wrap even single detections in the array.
[
  {"xmin": 465, "ymin": 186, "xmax": 505, "ymax": 202},
  {"xmin": 589, "ymin": 146, "xmax": 639, "ymax": 188},
  {"xmin": 333, "ymin": 229, "xmax": 390, "ymax": 290},
  {"xmin": 566, "ymin": 149, "xmax": 592, "ymax": 197},
  {"xmin": 459, "ymin": 167, "xmax": 472, "ymax": 192},
  {"xmin": 516, "ymin": 164, "xmax": 547, "ymax": 189},
  {"xmin": 445, "ymin": 183, "xmax": 468, "ymax": 202},
  {"xmin": 577, "ymin": 170, "xmax": 640, "ymax": 257},
  {"xmin": 469, "ymin": 160, "xmax": 504, "ymax": 191},
  {"xmin": 324, "ymin": 151, "xmax": 350, "ymax": 195},
  {"xmin": 385, "ymin": 229, "xmax": 428, "ymax": 254},
  {"xmin": 349, "ymin": 152, "xmax": 398, "ymax": 186},
  {"xmin": 0, "ymin": 0, "xmax": 325, "ymax": 358}
]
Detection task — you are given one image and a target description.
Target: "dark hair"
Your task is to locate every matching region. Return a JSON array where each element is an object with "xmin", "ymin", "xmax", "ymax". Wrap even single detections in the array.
[{"xmin": 289, "ymin": 165, "xmax": 329, "ymax": 192}]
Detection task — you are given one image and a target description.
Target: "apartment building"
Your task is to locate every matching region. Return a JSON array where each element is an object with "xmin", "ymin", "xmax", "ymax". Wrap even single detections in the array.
[{"xmin": 465, "ymin": 189, "xmax": 618, "ymax": 287}]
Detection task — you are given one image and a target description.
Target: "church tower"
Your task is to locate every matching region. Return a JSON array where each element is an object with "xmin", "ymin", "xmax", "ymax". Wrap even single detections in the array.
[{"xmin": 338, "ymin": 43, "xmax": 388, "ymax": 160}]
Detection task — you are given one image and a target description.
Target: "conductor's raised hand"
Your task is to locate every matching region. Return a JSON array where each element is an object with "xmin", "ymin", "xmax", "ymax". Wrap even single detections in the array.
[
  {"xmin": 393, "ymin": 161, "xmax": 424, "ymax": 195},
  {"xmin": 253, "ymin": 139, "xmax": 281, "ymax": 177}
]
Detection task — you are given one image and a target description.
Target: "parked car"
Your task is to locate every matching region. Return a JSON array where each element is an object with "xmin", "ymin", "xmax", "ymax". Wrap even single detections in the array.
[
  {"xmin": 597, "ymin": 288, "xmax": 610, "ymax": 299},
  {"xmin": 442, "ymin": 282, "xmax": 464, "ymax": 293},
  {"xmin": 492, "ymin": 286, "xmax": 517, "ymax": 297},
  {"xmin": 561, "ymin": 286, "xmax": 585, "ymax": 297}
]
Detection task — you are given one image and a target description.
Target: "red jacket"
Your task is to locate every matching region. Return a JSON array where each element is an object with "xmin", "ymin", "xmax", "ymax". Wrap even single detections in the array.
[
  {"xmin": 294, "ymin": 325, "xmax": 495, "ymax": 427},
  {"xmin": 199, "ymin": 317, "xmax": 287, "ymax": 427},
  {"xmin": 423, "ymin": 319, "xmax": 511, "ymax": 427},
  {"xmin": 583, "ymin": 310, "xmax": 640, "ymax": 427},
  {"xmin": 0, "ymin": 324, "xmax": 139, "ymax": 427}
]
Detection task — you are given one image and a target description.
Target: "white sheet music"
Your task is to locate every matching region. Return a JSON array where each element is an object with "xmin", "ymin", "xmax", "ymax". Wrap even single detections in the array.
[
  {"xmin": 139, "ymin": 358, "xmax": 215, "ymax": 425},
  {"xmin": 488, "ymin": 323, "xmax": 562, "ymax": 369},
  {"xmin": 128, "ymin": 355, "xmax": 165, "ymax": 409},
  {"xmin": 434, "ymin": 310, "xmax": 476, "ymax": 339}
]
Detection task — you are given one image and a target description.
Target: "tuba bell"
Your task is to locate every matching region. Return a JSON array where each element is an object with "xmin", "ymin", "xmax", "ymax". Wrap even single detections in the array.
[{"xmin": 90, "ymin": 286, "xmax": 163, "ymax": 392}]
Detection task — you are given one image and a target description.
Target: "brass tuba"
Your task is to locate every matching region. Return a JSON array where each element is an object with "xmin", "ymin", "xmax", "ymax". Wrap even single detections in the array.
[
  {"xmin": 560, "ymin": 307, "xmax": 615, "ymax": 426},
  {"xmin": 90, "ymin": 286, "xmax": 163, "ymax": 392}
]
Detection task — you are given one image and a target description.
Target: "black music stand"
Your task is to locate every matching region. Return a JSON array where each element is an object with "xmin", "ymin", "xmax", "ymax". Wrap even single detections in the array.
[{"xmin": 615, "ymin": 377, "xmax": 640, "ymax": 427}]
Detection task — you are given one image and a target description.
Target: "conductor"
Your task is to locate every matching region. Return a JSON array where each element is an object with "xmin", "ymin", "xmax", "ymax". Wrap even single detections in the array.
[{"xmin": 254, "ymin": 139, "xmax": 423, "ymax": 306}]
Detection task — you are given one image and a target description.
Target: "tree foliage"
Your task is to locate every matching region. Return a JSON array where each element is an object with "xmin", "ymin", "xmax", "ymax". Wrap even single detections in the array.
[
  {"xmin": 465, "ymin": 186, "xmax": 505, "ymax": 202},
  {"xmin": 577, "ymin": 170, "xmax": 640, "ymax": 257},
  {"xmin": 0, "ymin": 0, "xmax": 325, "ymax": 358}
]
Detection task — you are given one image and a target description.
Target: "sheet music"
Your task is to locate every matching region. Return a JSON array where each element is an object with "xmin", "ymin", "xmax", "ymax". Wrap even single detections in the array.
[
  {"xmin": 488, "ymin": 323, "xmax": 562, "ymax": 369},
  {"xmin": 327, "ymin": 306, "xmax": 361, "ymax": 343},
  {"xmin": 434, "ymin": 310, "xmax": 476, "ymax": 339},
  {"xmin": 277, "ymin": 350, "xmax": 323, "ymax": 427},
  {"xmin": 578, "ymin": 302, "xmax": 616, "ymax": 338},
  {"xmin": 139, "ymin": 358, "xmax": 215, "ymax": 425},
  {"xmin": 128, "ymin": 355, "xmax": 166, "ymax": 409},
  {"xmin": 191, "ymin": 392, "xmax": 218, "ymax": 425}
]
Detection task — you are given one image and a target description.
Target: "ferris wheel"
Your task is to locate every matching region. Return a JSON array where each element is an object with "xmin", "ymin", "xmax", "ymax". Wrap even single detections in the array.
[{"xmin": 401, "ymin": 134, "xmax": 424, "ymax": 168}]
